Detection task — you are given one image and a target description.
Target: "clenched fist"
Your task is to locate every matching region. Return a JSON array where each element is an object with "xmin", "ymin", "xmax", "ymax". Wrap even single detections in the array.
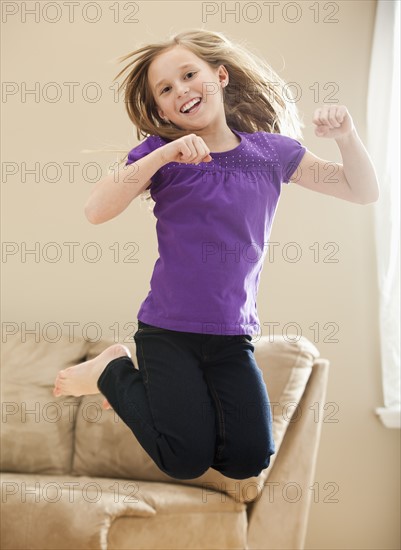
[
  {"xmin": 159, "ymin": 134, "xmax": 213, "ymax": 165},
  {"xmin": 313, "ymin": 105, "xmax": 355, "ymax": 140}
]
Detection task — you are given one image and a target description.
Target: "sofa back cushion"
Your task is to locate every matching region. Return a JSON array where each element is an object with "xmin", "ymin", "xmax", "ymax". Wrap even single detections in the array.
[{"xmin": 1, "ymin": 331, "xmax": 89, "ymax": 474}]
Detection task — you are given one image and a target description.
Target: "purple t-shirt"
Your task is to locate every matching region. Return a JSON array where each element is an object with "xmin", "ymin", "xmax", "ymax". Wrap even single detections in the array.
[{"xmin": 126, "ymin": 128, "xmax": 306, "ymax": 335}]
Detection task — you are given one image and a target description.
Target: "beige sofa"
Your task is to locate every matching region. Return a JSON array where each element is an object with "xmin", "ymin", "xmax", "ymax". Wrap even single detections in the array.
[{"xmin": 1, "ymin": 329, "xmax": 329, "ymax": 550}]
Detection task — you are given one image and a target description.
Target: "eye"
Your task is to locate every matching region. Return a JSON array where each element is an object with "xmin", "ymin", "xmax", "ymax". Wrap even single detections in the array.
[{"xmin": 159, "ymin": 72, "xmax": 196, "ymax": 95}]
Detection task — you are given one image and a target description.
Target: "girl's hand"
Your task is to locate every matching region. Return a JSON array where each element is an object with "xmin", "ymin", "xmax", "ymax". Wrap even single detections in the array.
[
  {"xmin": 313, "ymin": 105, "xmax": 355, "ymax": 140},
  {"xmin": 159, "ymin": 134, "xmax": 213, "ymax": 165}
]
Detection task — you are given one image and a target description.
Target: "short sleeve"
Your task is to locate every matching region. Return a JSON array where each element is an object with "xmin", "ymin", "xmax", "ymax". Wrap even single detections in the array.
[
  {"xmin": 125, "ymin": 135, "xmax": 163, "ymax": 188},
  {"xmin": 268, "ymin": 134, "xmax": 307, "ymax": 184}
]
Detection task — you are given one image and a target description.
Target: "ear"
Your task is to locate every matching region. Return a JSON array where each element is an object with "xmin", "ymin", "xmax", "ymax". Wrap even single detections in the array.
[
  {"xmin": 217, "ymin": 65, "xmax": 229, "ymax": 87},
  {"xmin": 156, "ymin": 106, "xmax": 165, "ymax": 119}
]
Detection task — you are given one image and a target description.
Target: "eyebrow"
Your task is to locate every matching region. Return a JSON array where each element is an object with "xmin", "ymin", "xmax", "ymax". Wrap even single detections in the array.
[{"xmin": 154, "ymin": 63, "xmax": 196, "ymax": 91}]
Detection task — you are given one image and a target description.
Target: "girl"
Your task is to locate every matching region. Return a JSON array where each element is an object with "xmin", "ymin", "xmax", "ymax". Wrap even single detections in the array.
[{"xmin": 53, "ymin": 29, "xmax": 379, "ymax": 481}]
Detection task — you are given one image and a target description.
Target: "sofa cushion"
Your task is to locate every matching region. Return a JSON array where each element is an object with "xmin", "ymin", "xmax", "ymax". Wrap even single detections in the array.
[
  {"xmin": 107, "ymin": 480, "xmax": 247, "ymax": 550},
  {"xmin": 1, "ymin": 473, "xmax": 245, "ymax": 550},
  {"xmin": 0, "ymin": 472, "xmax": 155, "ymax": 550},
  {"xmin": 72, "ymin": 335, "xmax": 319, "ymax": 503},
  {"xmin": 0, "ymin": 331, "xmax": 89, "ymax": 474}
]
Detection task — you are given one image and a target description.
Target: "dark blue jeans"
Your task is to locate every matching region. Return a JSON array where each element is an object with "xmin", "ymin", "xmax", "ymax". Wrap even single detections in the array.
[{"xmin": 97, "ymin": 320, "xmax": 275, "ymax": 480}]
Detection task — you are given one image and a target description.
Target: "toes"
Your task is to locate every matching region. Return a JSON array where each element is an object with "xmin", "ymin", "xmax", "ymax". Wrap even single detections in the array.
[{"xmin": 54, "ymin": 372, "xmax": 66, "ymax": 388}]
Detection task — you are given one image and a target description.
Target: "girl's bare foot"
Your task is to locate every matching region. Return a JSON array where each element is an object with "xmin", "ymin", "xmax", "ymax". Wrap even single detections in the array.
[{"xmin": 52, "ymin": 344, "xmax": 131, "ymax": 398}]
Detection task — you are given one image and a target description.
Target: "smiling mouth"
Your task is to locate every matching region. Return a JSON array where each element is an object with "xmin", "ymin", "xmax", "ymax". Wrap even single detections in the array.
[{"xmin": 180, "ymin": 97, "xmax": 202, "ymax": 114}]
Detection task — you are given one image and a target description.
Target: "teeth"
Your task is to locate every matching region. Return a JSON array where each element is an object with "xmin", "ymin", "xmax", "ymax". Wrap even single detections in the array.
[{"xmin": 181, "ymin": 98, "xmax": 201, "ymax": 113}]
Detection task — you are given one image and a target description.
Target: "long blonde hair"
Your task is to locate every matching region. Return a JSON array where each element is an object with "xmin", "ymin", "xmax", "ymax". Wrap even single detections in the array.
[
  {"xmin": 87, "ymin": 29, "xmax": 304, "ymax": 210},
  {"xmin": 115, "ymin": 28, "xmax": 304, "ymax": 141}
]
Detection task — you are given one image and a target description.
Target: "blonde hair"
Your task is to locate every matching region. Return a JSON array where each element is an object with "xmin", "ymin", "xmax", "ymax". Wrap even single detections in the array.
[{"xmin": 87, "ymin": 29, "xmax": 305, "ymax": 211}]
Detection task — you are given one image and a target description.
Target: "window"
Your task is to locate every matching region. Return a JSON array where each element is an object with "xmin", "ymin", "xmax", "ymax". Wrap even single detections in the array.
[{"xmin": 368, "ymin": 0, "xmax": 401, "ymax": 428}]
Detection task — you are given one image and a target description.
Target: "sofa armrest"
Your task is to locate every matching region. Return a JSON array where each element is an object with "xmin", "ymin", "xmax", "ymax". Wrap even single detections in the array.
[{"xmin": 247, "ymin": 358, "xmax": 330, "ymax": 550}]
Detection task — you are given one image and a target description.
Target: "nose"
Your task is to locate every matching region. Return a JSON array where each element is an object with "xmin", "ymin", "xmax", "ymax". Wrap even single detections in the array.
[{"xmin": 176, "ymin": 82, "xmax": 190, "ymax": 97}]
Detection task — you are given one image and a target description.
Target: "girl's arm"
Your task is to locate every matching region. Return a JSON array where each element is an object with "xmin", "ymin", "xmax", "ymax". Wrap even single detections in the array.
[
  {"xmin": 290, "ymin": 105, "xmax": 380, "ymax": 205},
  {"xmin": 85, "ymin": 134, "xmax": 211, "ymax": 224},
  {"xmin": 84, "ymin": 148, "xmax": 165, "ymax": 224}
]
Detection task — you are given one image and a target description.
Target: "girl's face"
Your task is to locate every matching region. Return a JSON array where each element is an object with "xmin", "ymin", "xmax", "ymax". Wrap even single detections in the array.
[{"xmin": 147, "ymin": 45, "xmax": 229, "ymax": 131}]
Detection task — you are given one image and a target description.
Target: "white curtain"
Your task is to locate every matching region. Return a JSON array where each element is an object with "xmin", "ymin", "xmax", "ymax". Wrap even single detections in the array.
[{"xmin": 367, "ymin": 0, "xmax": 400, "ymax": 428}]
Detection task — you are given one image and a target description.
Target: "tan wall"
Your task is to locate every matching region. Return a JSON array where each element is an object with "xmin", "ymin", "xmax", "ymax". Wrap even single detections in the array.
[{"xmin": 2, "ymin": 1, "xmax": 400, "ymax": 548}]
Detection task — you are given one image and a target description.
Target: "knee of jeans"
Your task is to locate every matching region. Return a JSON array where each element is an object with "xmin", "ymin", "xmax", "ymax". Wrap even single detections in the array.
[
  {"xmin": 164, "ymin": 462, "xmax": 211, "ymax": 480},
  {"xmin": 223, "ymin": 451, "xmax": 273, "ymax": 480},
  {"xmin": 163, "ymin": 449, "xmax": 212, "ymax": 480}
]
